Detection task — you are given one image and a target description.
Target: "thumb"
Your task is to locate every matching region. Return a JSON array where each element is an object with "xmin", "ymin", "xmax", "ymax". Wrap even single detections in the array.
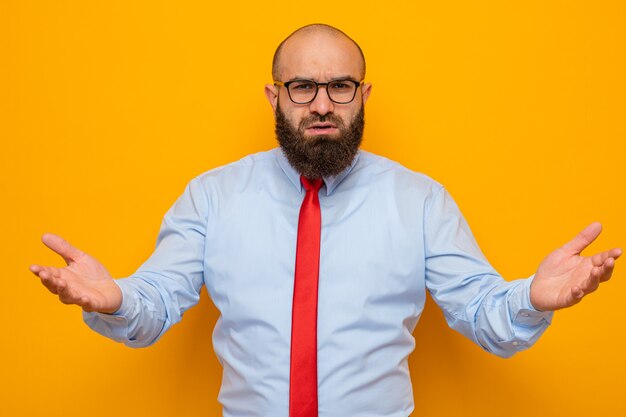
[
  {"xmin": 561, "ymin": 222, "xmax": 602, "ymax": 255},
  {"xmin": 41, "ymin": 233, "xmax": 84, "ymax": 265}
]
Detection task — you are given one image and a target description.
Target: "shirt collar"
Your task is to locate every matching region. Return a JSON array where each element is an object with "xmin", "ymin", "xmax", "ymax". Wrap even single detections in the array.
[{"xmin": 275, "ymin": 147, "xmax": 360, "ymax": 196}]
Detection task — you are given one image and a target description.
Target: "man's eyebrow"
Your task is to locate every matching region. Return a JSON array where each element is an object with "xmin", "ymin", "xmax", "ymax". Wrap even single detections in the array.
[
  {"xmin": 287, "ymin": 75, "xmax": 359, "ymax": 82},
  {"xmin": 330, "ymin": 75, "xmax": 360, "ymax": 82}
]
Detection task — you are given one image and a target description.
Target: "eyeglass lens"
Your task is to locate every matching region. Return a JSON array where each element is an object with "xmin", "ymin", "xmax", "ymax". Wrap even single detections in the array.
[{"xmin": 288, "ymin": 80, "xmax": 357, "ymax": 104}]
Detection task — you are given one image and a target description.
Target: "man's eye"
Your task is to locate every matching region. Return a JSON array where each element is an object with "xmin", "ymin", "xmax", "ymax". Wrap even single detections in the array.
[
  {"xmin": 292, "ymin": 83, "xmax": 315, "ymax": 90},
  {"xmin": 330, "ymin": 82, "xmax": 350, "ymax": 90}
]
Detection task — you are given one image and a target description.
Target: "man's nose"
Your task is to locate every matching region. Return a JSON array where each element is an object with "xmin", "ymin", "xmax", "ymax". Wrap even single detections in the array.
[{"xmin": 308, "ymin": 85, "xmax": 335, "ymax": 116}]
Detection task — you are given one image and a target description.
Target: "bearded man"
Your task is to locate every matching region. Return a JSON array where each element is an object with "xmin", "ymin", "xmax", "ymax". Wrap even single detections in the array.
[{"xmin": 30, "ymin": 24, "xmax": 621, "ymax": 417}]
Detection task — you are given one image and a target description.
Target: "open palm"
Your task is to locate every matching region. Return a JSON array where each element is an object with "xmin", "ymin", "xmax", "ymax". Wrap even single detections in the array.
[
  {"xmin": 530, "ymin": 223, "xmax": 621, "ymax": 311},
  {"xmin": 29, "ymin": 233, "xmax": 122, "ymax": 313}
]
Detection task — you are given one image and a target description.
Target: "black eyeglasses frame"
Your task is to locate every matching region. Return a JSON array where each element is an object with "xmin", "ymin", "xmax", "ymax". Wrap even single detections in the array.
[{"xmin": 274, "ymin": 79, "xmax": 364, "ymax": 104}]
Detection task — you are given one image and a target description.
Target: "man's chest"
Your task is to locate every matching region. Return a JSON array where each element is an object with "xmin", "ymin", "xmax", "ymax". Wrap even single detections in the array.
[{"xmin": 201, "ymin": 188, "xmax": 427, "ymax": 328}]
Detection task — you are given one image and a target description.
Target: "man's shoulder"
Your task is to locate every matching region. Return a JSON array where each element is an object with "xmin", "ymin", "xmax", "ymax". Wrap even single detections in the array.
[
  {"xmin": 355, "ymin": 150, "xmax": 442, "ymax": 190},
  {"xmin": 192, "ymin": 148, "xmax": 280, "ymax": 182}
]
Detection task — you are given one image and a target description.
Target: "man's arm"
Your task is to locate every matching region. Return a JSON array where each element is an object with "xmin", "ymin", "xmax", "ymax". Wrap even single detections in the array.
[
  {"xmin": 30, "ymin": 177, "xmax": 210, "ymax": 347},
  {"xmin": 423, "ymin": 187, "xmax": 620, "ymax": 357}
]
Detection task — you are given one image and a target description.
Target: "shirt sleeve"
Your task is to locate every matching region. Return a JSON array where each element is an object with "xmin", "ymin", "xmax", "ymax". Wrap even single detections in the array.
[
  {"xmin": 83, "ymin": 177, "xmax": 208, "ymax": 348},
  {"xmin": 423, "ymin": 186, "xmax": 553, "ymax": 358}
]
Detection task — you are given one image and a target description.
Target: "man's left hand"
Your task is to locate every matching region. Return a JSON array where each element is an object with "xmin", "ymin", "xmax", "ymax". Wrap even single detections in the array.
[{"xmin": 530, "ymin": 222, "xmax": 621, "ymax": 311}]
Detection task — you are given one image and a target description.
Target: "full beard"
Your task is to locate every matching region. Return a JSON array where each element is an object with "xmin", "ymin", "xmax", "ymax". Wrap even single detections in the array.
[{"xmin": 275, "ymin": 104, "xmax": 365, "ymax": 179}]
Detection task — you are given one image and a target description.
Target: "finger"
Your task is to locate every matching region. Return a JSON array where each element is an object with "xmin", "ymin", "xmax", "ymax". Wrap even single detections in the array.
[
  {"xmin": 29, "ymin": 264, "xmax": 44, "ymax": 275},
  {"xmin": 579, "ymin": 270, "xmax": 600, "ymax": 294},
  {"xmin": 561, "ymin": 222, "xmax": 602, "ymax": 255},
  {"xmin": 81, "ymin": 297, "xmax": 98, "ymax": 312},
  {"xmin": 58, "ymin": 283, "xmax": 81, "ymax": 305},
  {"xmin": 591, "ymin": 251, "xmax": 611, "ymax": 267},
  {"xmin": 595, "ymin": 258, "xmax": 616, "ymax": 283},
  {"xmin": 36, "ymin": 267, "xmax": 63, "ymax": 294},
  {"xmin": 40, "ymin": 277, "xmax": 61, "ymax": 295},
  {"xmin": 30, "ymin": 264, "xmax": 61, "ymax": 278},
  {"xmin": 570, "ymin": 285, "xmax": 585, "ymax": 303},
  {"xmin": 42, "ymin": 280, "xmax": 60, "ymax": 295},
  {"xmin": 41, "ymin": 233, "xmax": 84, "ymax": 265},
  {"xmin": 30, "ymin": 265, "xmax": 60, "ymax": 291},
  {"xmin": 34, "ymin": 265, "xmax": 57, "ymax": 281},
  {"xmin": 590, "ymin": 247, "xmax": 622, "ymax": 267},
  {"xmin": 81, "ymin": 296, "xmax": 92, "ymax": 312},
  {"xmin": 610, "ymin": 248, "xmax": 623, "ymax": 260}
]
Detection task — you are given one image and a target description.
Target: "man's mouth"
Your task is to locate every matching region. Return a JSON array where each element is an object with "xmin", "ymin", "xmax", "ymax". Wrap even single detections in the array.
[{"xmin": 305, "ymin": 123, "xmax": 339, "ymax": 135}]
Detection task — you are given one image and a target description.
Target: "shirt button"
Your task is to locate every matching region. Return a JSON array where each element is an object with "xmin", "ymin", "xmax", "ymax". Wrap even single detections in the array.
[
  {"xmin": 521, "ymin": 312, "xmax": 530, "ymax": 317},
  {"xmin": 512, "ymin": 341, "xmax": 519, "ymax": 346}
]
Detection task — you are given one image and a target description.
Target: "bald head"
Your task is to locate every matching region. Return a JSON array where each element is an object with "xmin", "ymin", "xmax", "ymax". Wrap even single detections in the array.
[{"xmin": 272, "ymin": 24, "xmax": 366, "ymax": 81}]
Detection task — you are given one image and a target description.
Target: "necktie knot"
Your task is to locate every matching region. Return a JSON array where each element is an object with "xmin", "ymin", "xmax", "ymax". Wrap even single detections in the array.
[{"xmin": 301, "ymin": 176, "xmax": 324, "ymax": 193}]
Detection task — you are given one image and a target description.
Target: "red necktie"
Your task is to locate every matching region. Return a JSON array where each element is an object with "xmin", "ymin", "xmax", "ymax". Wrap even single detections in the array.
[{"xmin": 290, "ymin": 176, "xmax": 324, "ymax": 417}]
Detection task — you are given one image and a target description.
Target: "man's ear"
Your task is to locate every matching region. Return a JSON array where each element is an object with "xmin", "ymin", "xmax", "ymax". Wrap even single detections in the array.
[
  {"xmin": 361, "ymin": 83, "xmax": 372, "ymax": 105},
  {"xmin": 265, "ymin": 84, "xmax": 279, "ymax": 113}
]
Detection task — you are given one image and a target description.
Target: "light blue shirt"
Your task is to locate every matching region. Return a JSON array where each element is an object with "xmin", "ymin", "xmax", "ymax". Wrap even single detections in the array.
[{"xmin": 84, "ymin": 148, "xmax": 552, "ymax": 417}]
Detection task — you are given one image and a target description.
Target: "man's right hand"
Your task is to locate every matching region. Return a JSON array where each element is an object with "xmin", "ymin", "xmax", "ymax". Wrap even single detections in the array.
[{"xmin": 29, "ymin": 233, "xmax": 122, "ymax": 314}]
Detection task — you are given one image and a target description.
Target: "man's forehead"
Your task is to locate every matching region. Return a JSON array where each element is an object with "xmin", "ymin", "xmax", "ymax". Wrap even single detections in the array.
[
  {"xmin": 273, "ymin": 26, "xmax": 365, "ymax": 80},
  {"xmin": 280, "ymin": 42, "xmax": 362, "ymax": 78}
]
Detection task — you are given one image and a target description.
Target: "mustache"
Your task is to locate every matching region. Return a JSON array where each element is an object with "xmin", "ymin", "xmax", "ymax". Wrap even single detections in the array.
[{"xmin": 298, "ymin": 114, "xmax": 345, "ymax": 131}]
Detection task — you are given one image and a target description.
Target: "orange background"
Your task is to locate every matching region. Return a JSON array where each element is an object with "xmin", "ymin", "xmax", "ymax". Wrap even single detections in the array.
[{"xmin": 2, "ymin": 1, "xmax": 625, "ymax": 416}]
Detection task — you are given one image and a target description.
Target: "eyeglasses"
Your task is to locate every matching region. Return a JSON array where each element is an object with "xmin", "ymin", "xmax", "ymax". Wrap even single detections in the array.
[{"xmin": 274, "ymin": 79, "xmax": 364, "ymax": 104}]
